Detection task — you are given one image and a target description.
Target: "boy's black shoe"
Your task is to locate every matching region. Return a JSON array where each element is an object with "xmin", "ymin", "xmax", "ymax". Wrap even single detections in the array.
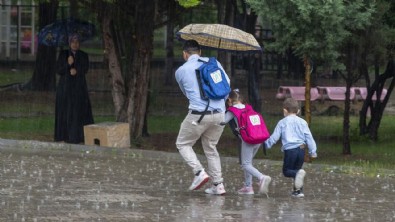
[{"xmin": 292, "ymin": 188, "xmax": 304, "ymax": 198}]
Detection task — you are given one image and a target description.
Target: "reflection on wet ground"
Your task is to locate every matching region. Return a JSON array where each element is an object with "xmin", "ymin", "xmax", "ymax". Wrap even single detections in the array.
[{"xmin": 0, "ymin": 139, "xmax": 394, "ymax": 221}]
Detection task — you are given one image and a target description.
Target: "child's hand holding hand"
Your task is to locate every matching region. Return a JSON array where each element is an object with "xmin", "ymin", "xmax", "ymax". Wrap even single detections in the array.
[{"xmin": 310, "ymin": 153, "xmax": 317, "ymax": 159}]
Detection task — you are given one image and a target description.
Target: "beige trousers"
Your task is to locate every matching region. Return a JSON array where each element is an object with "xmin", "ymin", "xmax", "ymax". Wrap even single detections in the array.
[{"xmin": 176, "ymin": 111, "xmax": 225, "ymax": 184}]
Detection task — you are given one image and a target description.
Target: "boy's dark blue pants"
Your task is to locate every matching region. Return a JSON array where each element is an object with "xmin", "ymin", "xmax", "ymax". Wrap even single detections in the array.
[{"xmin": 283, "ymin": 147, "xmax": 305, "ymax": 178}]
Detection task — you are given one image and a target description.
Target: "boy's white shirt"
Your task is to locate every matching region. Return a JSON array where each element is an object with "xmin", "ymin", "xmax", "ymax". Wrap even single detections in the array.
[{"xmin": 264, "ymin": 114, "xmax": 317, "ymax": 157}]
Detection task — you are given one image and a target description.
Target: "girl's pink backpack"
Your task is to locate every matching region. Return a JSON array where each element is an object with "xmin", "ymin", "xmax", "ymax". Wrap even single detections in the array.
[{"xmin": 228, "ymin": 104, "xmax": 270, "ymax": 144}]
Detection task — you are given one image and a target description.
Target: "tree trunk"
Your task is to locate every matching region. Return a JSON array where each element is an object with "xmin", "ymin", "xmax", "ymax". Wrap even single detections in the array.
[
  {"xmin": 127, "ymin": 0, "xmax": 155, "ymax": 140},
  {"xmin": 342, "ymin": 40, "xmax": 364, "ymax": 154},
  {"xmin": 101, "ymin": 13, "xmax": 127, "ymax": 121},
  {"xmin": 247, "ymin": 54, "xmax": 261, "ymax": 111},
  {"xmin": 359, "ymin": 56, "xmax": 371, "ymax": 135},
  {"xmin": 303, "ymin": 55, "xmax": 311, "ymax": 125},
  {"xmin": 303, "ymin": 55, "xmax": 312, "ymax": 162},
  {"xmin": 241, "ymin": 7, "xmax": 261, "ymax": 111},
  {"xmin": 360, "ymin": 60, "xmax": 395, "ymax": 141},
  {"xmin": 29, "ymin": 1, "xmax": 58, "ymax": 91},
  {"xmin": 164, "ymin": 0, "xmax": 176, "ymax": 86},
  {"xmin": 342, "ymin": 82, "xmax": 352, "ymax": 155},
  {"xmin": 342, "ymin": 43, "xmax": 355, "ymax": 155}
]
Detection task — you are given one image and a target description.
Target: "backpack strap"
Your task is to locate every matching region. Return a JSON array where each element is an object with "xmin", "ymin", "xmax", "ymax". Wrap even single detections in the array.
[
  {"xmin": 226, "ymin": 110, "xmax": 239, "ymax": 137},
  {"xmin": 227, "ymin": 107, "xmax": 243, "ymax": 164},
  {"xmin": 195, "ymin": 57, "xmax": 212, "ymax": 100},
  {"xmin": 196, "ymin": 100, "xmax": 210, "ymax": 124},
  {"xmin": 195, "ymin": 68, "xmax": 208, "ymax": 100}
]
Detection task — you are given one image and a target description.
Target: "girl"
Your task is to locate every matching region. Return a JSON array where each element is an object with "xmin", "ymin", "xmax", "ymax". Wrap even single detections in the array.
[{"xmin": 223, "ymin": 89, "xmax": 271, "ymax": 195}]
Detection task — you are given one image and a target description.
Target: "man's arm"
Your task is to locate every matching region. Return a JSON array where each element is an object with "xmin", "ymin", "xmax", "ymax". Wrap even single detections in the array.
[{"xmin": 175, "ymin": 68, "xmax": 186, "ymax": 96}]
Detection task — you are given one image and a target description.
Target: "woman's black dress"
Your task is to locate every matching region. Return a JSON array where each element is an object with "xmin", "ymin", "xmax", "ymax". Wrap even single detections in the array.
[{"xmin": 54, "ymin": 49, "xmax": 94, "ymax": 144}]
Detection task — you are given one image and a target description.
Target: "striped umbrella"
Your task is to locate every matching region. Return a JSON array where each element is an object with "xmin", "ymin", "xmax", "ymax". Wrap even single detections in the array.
[{"xmin": 176, "ymin": 24, "xmax": 262, "ymax": 52}]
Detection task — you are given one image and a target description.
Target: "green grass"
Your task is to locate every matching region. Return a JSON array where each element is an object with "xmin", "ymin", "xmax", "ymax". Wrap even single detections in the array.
[
  {"xmin": 0, "ymin": 68, "xmax": 31, "ymax": 85},
  {"xmin": 146, "ymin": 113, "xmax": 395, "ymax": 171},
  {"xmin": 147, "ymin": 115, "xmax": 184, "ymax": 133},
  {"xmin": 0, "ymin": 115, "xmax": 113, "ymax": 141},
  {"xmin": 1, "ymin": 68, "xmax": 395, "ymax": 177},
  {"xmin": 81, "ymin": 47, "xmax": 104, "ymax": 55},
  {"xmin": 1, "ymin": 100, "xmax": 394, "ymax": 176}
]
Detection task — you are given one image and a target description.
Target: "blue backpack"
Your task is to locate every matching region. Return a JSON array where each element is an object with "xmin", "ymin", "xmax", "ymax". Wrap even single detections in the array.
[
  {"xmin": 196, "ymin": 57, "xmax": 231, "ymax": 100},
  {"xmin": 193, "ymin": 57, "xmax": 230, "ymax": 124}
]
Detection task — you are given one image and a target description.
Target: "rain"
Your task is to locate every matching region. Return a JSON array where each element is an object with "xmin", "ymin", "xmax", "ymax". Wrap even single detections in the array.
[
  {"xmin": 1, "ymin": 1, "xmax": 395, "ymax": 221},
  {"xmin": 0, "ymin": 139, "xmax": 393, "ymax": 221}
]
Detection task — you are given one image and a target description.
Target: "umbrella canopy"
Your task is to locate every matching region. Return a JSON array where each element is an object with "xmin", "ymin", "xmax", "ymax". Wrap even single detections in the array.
[
  {"xmin": 38, "ymin": 18, "xmax": 95, "ymax": 47},
  {"xmin": 176, "ymin": 24, "xmax": 262, "ymax": 52}
]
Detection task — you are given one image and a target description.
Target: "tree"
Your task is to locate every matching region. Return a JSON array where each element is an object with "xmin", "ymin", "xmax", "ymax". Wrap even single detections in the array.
[
  {"xmin": 360, "ymin": 60, "xmax": 395, "ymax": 141},
  {"xmin": 358, "ymin": 0, "xmax": 395, "ymax": 141},
  {"xmin": 93, "ymin": 0, "xmax": 156, "ymax": 142},
  {"xmin": 27, "ymin": 0, "xmax": 85, "ymax": 91},
  {"xmin": 247, "ymin": 0, "xmax": 377, "ymax": 155},
  {"xmin": 213, "ymin": 0, "xmax": 262, "ymax": 111},
  {"xmin": 88, "ymin": 0, "xmax": 194, "ymax": 142},
  {"xmin": 28, "ymin": 0, "xmax": 59, "ymax": 91},
  {"xmin": 335, "ymin": 1, "xmax": 375, "ymax": 154},
  {"xmin": 246, "ymin": 0, "xmax": 349, "ymax": 124},
  {"xmin": 164, "ymin": 0, "xmax": 178, "ymax": 86}
]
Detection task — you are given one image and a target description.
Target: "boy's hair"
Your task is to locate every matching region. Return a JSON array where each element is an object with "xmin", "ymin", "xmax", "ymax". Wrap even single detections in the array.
[
  {"xmin": 228, "ymin": 89, "xmax": 245, "ymax": 104},
  {"xmin": 183, "ymin": 40, "xmax": 201, "ymax": 54},
  {"xmin": 283, "ymin": 98, "xmax": 299, "ymax": 113}
]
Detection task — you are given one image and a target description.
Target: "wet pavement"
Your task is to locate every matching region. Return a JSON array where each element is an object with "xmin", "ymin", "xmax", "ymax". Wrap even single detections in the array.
[{"xmin": 0, "ymin": 139, "xmax": 394, "ymax": 222}]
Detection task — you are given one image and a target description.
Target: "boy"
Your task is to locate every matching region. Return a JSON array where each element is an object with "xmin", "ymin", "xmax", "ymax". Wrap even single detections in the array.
[{"xmin": 264, "ymin": 98, "xmax": 317, "ymax": 197}]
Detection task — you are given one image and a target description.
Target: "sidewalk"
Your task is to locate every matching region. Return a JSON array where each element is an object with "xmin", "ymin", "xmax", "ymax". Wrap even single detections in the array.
[{"xmin": 0, "ymin": 138, "xmax": 394, "ymax": 221}]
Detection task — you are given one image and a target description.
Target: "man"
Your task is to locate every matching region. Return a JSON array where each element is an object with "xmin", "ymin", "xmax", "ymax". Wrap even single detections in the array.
[{"xmin": 175, "ymin": 40, "xmax": 230, "ymax": 195}]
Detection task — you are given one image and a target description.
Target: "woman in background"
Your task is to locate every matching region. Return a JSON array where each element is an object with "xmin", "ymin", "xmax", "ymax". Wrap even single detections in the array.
[{"xmin": 54, "ymin": 34, "xmax": 94, "ymax": 144}]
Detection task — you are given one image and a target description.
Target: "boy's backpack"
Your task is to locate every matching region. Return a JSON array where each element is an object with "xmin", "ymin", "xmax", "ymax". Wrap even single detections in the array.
[
  {"xmin": 228, "ymin": 104, "xmax": 270, "ymax": 144},
  {"xmin": 194, "ymin": 57, "xmax": 231, "ymax": 123}
]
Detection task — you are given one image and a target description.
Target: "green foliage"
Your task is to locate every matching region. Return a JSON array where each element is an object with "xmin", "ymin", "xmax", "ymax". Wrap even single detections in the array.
[
  {"xmin": 356, "ymin": 0, "xmax": 395, "ymax": 65},
  {"xmin": 246, "ymin": 0, "xmax": 375, "ymax": 67},
  {"xmin": 176, "ymin": 0, "xmax": 201, "ymax": 8}
]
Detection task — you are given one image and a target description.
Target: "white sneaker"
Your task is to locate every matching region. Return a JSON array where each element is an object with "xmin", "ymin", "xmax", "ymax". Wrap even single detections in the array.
[
  {"xmin": 258, "ymin": 175, "xmax": 272, "ymax": 194},
  {"xmin": 237, "ymin": 186, "xmax": 254, "ymax": 195},
  {"xmin": 295, "ymin": 169, "xmax": 306, "ymax": 190},
  {"xmin": 189, "ymin": 169, "xmax": 209, "ymax": 190},
  {"xmin": 205, "ymin": 183, "xmax": 226, "ymax": 195}
]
